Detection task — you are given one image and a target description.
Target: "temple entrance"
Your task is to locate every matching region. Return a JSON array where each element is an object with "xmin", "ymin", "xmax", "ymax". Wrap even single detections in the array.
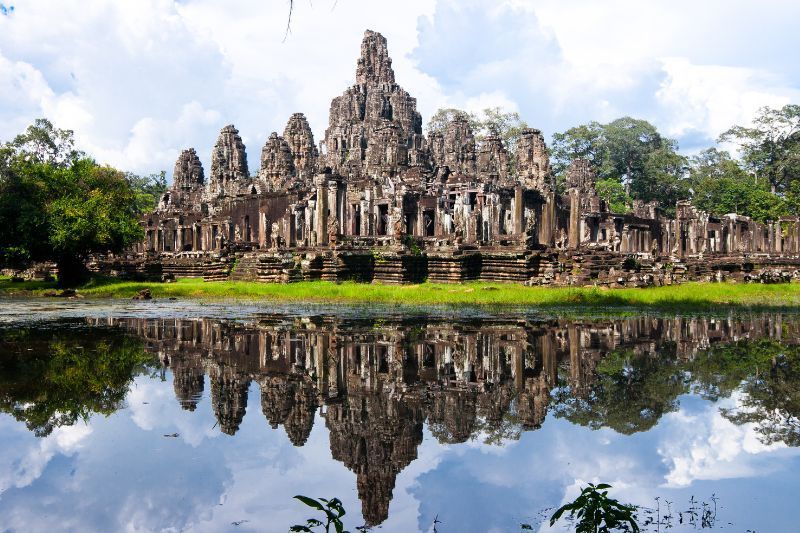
[
  {"xmin": 423, "ymin": 209, "xmax": 435, "ymax": 237},
  {"xmin": 352, "ymin": 204, "xmax": 361, "ymax": 235},
  {"xmin": 377, "ymin": 204, "xmax": 388, "ymax": 235}
]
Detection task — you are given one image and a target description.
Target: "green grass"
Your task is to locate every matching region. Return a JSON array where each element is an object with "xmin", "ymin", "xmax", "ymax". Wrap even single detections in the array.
[{"xmin": 3, "ymin": 275, "xmax": 800, "ymax": 310}]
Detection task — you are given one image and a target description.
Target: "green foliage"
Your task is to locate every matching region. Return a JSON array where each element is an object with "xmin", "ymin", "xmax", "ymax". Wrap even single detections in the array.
[
  {"xmin": 553, "ymin": 347, "xmax": 688, "ymax": 435},
  {"xmin": 713, "ymin": 342, "xmax": 800, "ymax": 446},
  {"xmin": 640, "ymin": 146, "xmax": 690, "ymax": 216},
  {"xmin": 475, "ymin": 413, "xmax": 522, "ymax": 446},
  {"xmin": 0, "ymin": 119, "xmax": 145, "ymax": 284},
  {"xmin": 47, "ymin": 163, "xmax": 144, "ymax": 258},
  {"xmin": 719, "ymin": 104, "xmax": 800, "ymax": 194},
  {"xmin": 370, "ymin": 249, "xmax": 387, "ymax": 264},
  {"xmin": 595, "ymin": 178, "xmax": 632, "ymax": 214},
  {"xmin": 550, "ymin": 483, "xmax": 639, "ymax": 533},
  {"xmin": 474, "ymin": 107, "xmax": 529, "ymax": 152},
  {"xmin": 126, "ymin": 171, "xmax": 168, "ymax": 214},
  {"xmin": 551, "ymin": 117, "xmax": 688, "ymax": 209},
  {"xmin": 551, "ymin": 332, "xmax": 800, "ymax": 446},
  {"xmin": 290, "ymin": 495, "xmax": 349, "ymax": 533},
  {"xmin": 551, "ymin": 121, "xmax": 606, "ymax": 177},
  {"xmin": 689, "ymin": 148, "xmax": 789, "ymax": 223},
  {"xmin": 0, "ymin": 327, "xmax": 155, "ymax": 437},
  {"xmin": 0, "ymin": 118, "xmax": 82, "ymax": 167},
  {"xmin": 404, "ymin": 236, "xmax": 423, "ymax": 256}
]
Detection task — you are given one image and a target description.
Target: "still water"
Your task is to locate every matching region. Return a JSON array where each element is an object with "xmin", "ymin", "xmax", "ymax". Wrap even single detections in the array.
[{"xmin": 1, "ymin": 299, "xmax": 800, "ymax": 532}]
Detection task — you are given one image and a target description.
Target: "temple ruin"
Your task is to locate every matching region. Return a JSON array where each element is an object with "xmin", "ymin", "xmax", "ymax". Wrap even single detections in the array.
[{"xmin": 108, "ymin": 30, "xmax": 800, "ymax": 286}]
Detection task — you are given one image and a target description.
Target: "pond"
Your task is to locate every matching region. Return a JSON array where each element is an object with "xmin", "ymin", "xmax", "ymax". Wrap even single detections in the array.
[{"xmin": 1, "ymin": 298, "xmax": 799, "ymax": 532}]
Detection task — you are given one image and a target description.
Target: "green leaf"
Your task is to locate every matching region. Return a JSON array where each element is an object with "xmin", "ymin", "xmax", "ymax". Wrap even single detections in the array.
[{"xmin": 294, "ymin": 495, "xmax": 325, "ymax": 511}]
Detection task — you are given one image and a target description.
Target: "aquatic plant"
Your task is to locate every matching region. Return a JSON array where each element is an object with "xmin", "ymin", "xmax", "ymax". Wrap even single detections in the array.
[
  {"xmin": 549, "ymin": 483, "xmax": 639, "ymax": 532},
  {"xmin": 290, "ymin": 495, "xmax": 349, "ymax": 533}
]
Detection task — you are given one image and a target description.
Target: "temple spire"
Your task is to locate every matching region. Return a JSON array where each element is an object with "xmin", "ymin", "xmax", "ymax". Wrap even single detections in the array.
[{"xmin": 355, "ymin": 30, "xmax": 395, "ymax": 86}]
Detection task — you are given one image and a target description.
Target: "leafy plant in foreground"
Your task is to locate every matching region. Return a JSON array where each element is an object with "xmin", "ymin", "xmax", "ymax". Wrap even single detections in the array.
[
  {"xmin": 290, "ymin": 495, "xmax": 349, "ymax": 533},
  {"xmin": 550, "ymin": 483, "xmax": 639, "ymax": 532}
]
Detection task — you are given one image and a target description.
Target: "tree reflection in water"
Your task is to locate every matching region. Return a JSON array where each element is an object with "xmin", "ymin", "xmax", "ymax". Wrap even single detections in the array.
[{"xmin": 0, "ymin": 323, "xmax": 156, "ymax": 437}]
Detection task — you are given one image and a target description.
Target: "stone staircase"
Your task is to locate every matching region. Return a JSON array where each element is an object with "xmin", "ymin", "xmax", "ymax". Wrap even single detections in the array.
[
  {"xmin": 373, "ymin": 254, "xmax": 426, "ymax": 284},
  {"xmin": 161, "ymin": 256, "xmax": 207, "ymax": 278},
  {"xmin": 228, "ymin": 254, "xmax": 260, "ymax": 282},
  {"xmin": 202, "ymin": 257, "xmax": 232, "ymax": 282},
  {"xmin": 478, "ymin": 252, "xmax": 532, "ymax": 283}
]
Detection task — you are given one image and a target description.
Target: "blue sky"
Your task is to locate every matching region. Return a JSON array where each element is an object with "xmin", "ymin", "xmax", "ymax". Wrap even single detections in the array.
[{"xmin": 2, "ymin": 0, "xmax": 799, "ymax": 178}]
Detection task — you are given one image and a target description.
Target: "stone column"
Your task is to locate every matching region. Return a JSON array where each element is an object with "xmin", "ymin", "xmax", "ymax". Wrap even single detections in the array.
[
  {"xmin": 314, "ymin": 175, "xmax": 329, "ymax": 246},
  {"xmin": 568, "ymin": 189, "xmax": 580, "ymax": 249},
  {"xmin": 538, "ymin": 192, "xmax": 555, "ymax": 247},
  {"xmin": 513, "ymin": 186, "xmax": 524, "ymax": 237},
  {"xmin": 359, "ymin": 199, "xmax": 368, "ymax": 236}
]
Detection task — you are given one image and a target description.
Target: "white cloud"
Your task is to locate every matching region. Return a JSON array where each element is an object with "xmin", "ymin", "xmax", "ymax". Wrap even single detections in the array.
[
  {"xmin": 655, "ymin": 58, "xmax": 799, "ymax": 142},
  {"xmin": 415, "ymin": 0, "xmax": 800, "ymax": 149},
  {"xmin": 2, "ymin": 0, "xmax": 799, "ymax": 178},
  {"xmin": 658, "ymin": 395, "xmax": 791, "ymax": 488},
  {"xmin": 0, "ymin": 420, "xmax": 92, "ymax": 490}
]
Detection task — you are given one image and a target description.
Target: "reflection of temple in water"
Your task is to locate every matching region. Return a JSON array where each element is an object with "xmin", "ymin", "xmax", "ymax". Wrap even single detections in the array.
[{"xmin": 93, "ymin": 313, "xmax": 798, "ymax": 526}]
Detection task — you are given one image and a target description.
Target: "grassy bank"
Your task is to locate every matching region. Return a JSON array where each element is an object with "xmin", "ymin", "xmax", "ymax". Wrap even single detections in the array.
[{"xmin": 2, "ymin": 275, "xmax": 800, "ymax": 309}]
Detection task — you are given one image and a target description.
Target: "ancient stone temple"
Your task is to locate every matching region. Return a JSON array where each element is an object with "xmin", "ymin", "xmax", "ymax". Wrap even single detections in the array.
[{"xmin": 112, "ymin": 29, "xmax": 800, "ymax": 286}]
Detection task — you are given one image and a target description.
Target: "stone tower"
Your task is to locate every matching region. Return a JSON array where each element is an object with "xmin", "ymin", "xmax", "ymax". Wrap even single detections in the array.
[
  {"xmin": 323, "ymin": 30, "xmax": 426, "ymax": 178},
  {"xmin": 258, "ymin": 132, "xmax": 295, "ymax": 191},
  {"xmin": 516, "ymin": 128, "xmax": 552, "ymax": 191},
  {"xmin": 431, "ymin": 116, "xmax": 477, "ymax": 177},
  {"xmin": 565, "ymin": 158, "xmax": 596, "ymax": 193},
  {"xmin": 283, "ymin": 113, "xmax": 318, "ymax": 182},
  {"xmin": 476, "ymin": 135, "xmax": 509, "ymax": 184},
  {"xmin": 172, "ymin": 148, "xmax": 205, "ymax": 190},
  {"xmin": 209, "ymin": 124, "xmax": 248, "ymax": 196}
]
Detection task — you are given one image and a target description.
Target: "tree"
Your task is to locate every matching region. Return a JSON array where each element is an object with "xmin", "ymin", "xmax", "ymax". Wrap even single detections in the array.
[
  {"xmin": 1, "ymin": 118, "xmax": 82, "ymax": 166},
  {"xmin": 693, "ymin": 340, "xmax": 800, "ymax": 447},
  {"xmin": 551, "ymin": 122, "xmax": 607, "ymax": 178},
  {"xmin": 602, "ymin": 118, "xmax": 664, "ymax": 181},
  {"xmin": 126, "ymin": 171, "xmax": 168, "ymax": 213},
  {"xmin": 550, "ymin": 117, "xmax": 689, "ymax": 210},
  {"xmin": 638, "ymin": 146, "xmax": 689, "ymax": 216},
  {"xmin": 552, "ymin": 347, "xmax": 689, "ymax": 435},
  {"xmin": 595, "ymin": 178, "xmax": 632, "ymax": 214},
  {"xmin": 689, "ymin": 148, "xmax": 789, "ymax": 223},
  {"xmin": 0, "ymin": 119, "xmax": 145, "ymax": 285},
  {"xmin": 474, "ymin": 107, "xmax": 528, "ymax": 152},
  {"xmin": 719, "ymin": 104, "xmax": 800, "ymax": 194}
]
